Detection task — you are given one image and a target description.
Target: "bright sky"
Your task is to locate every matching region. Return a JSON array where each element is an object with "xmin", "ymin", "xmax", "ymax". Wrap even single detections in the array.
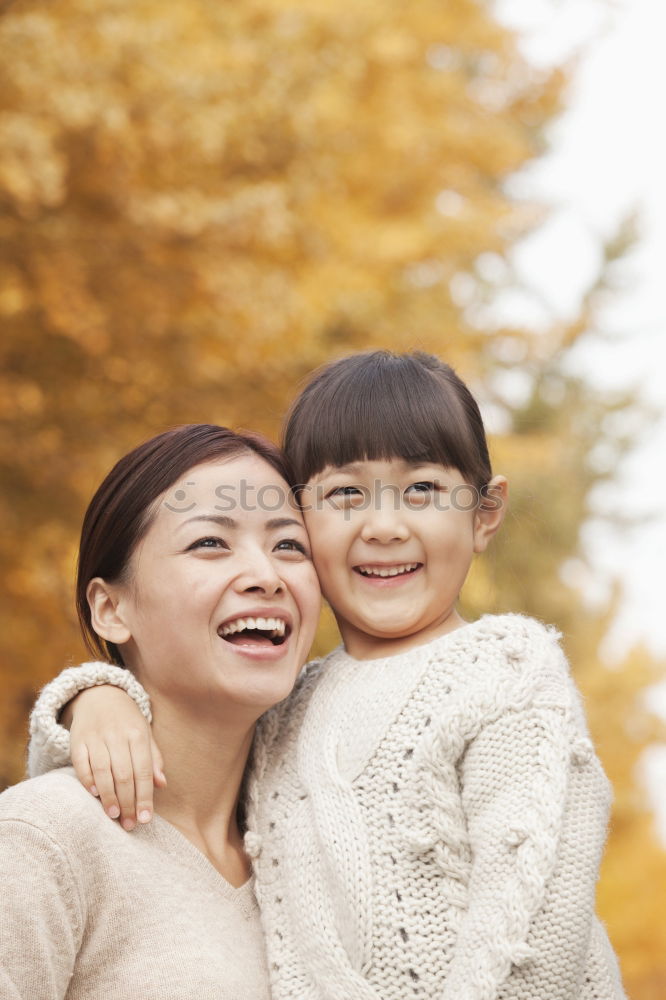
[
  {"xmin": 494, "ymin": 0, "xmax": 666, "ymax": 838},
  {"xmin": 495, "ymin": 0, "xmax": 666, "ymax": 656}
]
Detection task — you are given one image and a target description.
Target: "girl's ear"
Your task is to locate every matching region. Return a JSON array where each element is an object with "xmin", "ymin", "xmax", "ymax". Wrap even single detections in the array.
[
  {"xmin": 86, "ymin": 578, "xmax": 132, "ymax": 646},
  {"xmin": 473, "ymin": 475, "xmax": 508, "ymax": 553}
]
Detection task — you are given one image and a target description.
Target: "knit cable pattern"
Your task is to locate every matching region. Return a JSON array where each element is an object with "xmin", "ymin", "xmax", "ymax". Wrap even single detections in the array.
[{"xmin": 247, "ymin": 614, "xmax": 626, "ymax": 1000}]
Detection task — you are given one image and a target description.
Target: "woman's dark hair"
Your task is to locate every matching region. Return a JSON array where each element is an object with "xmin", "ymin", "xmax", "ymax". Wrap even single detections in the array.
[
  {"xmin": 77, "ymin": 424, "xmax": 291, "ymax": 666},
  {"xmin": 282, "ymin": 350, "xmax": 492, "ymax": 492}
]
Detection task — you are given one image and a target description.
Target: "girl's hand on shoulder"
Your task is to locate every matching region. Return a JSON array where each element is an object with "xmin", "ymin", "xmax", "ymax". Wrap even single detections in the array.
[{"xmin": 67, "ymin": 686, "xmax": 166, "ymax": 831}]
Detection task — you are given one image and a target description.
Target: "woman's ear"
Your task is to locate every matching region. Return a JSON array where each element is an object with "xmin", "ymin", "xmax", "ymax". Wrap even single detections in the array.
[
  {"xmin": 473, "ymin": 475, "xmax": 508, "ymax": 553},
  {"xmin": 86, "ymin": 578, "xmax": 132, "ymax": 646}
]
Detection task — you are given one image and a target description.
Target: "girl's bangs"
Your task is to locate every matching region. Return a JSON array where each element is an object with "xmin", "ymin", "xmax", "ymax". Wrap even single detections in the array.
[{"xmin": 293, "ymin": 374, "xmax": 481, "ymax": 485}]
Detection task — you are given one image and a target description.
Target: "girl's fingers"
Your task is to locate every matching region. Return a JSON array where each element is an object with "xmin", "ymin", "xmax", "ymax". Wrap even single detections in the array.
[
  {"xmin": 87, "ymin": 742, "xmax": 121, "ymax": 822},
  {"xmin": 150, "ymin": 735, "xmax": 167, "ymax": 789},
  {"xmin": 66, "ymin": 688, "xmax": 155, "ymax": 831},
  {"xmin": 129, "ymin": 729, "xmax": 157, "ymax": 824},
  {"xmin": 71, "ymin": 741, "xmax": 97, "ymax": 796},
  {"xmin": 104, "ymin": 737, "xmax": 139, "ymax": 831}
]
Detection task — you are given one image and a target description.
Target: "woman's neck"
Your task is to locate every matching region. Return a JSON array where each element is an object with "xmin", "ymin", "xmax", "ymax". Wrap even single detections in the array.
[{"xmin": 147, "ymin": 694, "xmax": 256, "ymax": 886}]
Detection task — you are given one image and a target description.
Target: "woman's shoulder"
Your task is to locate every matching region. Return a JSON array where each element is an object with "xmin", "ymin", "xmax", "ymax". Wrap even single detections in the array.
[{"xmin": 0, "ymin": 767, "xmax": 105, "ymax": 844}]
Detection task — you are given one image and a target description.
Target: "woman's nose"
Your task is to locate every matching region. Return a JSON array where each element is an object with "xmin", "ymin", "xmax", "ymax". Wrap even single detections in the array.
[{"xmin": 235, "ymin": 551, "xmax": 284, "ymax": 595}]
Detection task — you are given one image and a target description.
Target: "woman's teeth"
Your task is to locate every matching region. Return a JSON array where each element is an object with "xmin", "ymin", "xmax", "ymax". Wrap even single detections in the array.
[
  {"xmin": 218, "ymin": 616, "xmax": 287, "ymax": 641},
  {"xmin": 357, "ymin": 563, "xmax": 419, "ymax": 578}
]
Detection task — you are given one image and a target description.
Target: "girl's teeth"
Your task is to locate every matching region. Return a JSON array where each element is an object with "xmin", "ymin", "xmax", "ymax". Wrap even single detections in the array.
[{"xmin": 359, "ymin": 563, "xmax": 418, "ymax": 578}]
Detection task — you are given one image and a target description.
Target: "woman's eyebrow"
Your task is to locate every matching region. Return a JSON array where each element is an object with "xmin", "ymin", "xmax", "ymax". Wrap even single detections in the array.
[
  {"xmin": 176, "ymin": 514, "xmax": 237, "ymax": 531},
  {"xmin": 175, "ymin": 515, "xmax": 304, "ymax": 532},
  {"xmin": 265, "ymin": 518, "xmax": 305, "ymax": 531}
]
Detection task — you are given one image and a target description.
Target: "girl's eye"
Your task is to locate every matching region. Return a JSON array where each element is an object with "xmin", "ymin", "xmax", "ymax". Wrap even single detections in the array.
[
  {"xmin": 325, "ymin": 485, "xmax": 367, "ymax": 508},
  {"xmin": 405, "ymin": 481, "xmax": 441, "ymax": 506},
  {"xmin": 406, "ymin": 481, "xmax": 436, "ymax": 494},
  {"xmin": 187, "ymin": 536, "xmax": 229, "ymax": 551},
  {"xmin": 327, "ymin": 486, "xmax": 363, "ymax": 497},
  {"xmin": 274, "ymin": 538, "xmax": 309, "ymax": 556}
]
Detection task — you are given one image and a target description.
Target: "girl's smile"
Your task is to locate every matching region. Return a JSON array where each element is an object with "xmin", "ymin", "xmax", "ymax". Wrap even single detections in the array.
[
  {"xmin": 354, "ymin": 562, "xmax": 422, "ymax": 584},
  {"xmin": 304, "ymin": 458, "xmax": 506, "ymax": 660}
]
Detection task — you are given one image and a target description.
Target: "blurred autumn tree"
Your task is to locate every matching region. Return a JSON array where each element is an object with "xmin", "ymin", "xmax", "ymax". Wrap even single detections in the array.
[{"xmin": 1, "ymin": 0, "xmax": 664, "ymax": 993}]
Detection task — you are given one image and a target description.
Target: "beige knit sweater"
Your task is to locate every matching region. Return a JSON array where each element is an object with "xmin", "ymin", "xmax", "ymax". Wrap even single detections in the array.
[
  {"xmin": 27, "ymin": 615, "xmax": 626, "ymax": 1000},
  {"xmin": 0, "ymin": 767, "xmax": 270, "ymax": 999},
  {"xmin": 243, "ymin": 614, "xmax": 626, "ymax": 1000}
]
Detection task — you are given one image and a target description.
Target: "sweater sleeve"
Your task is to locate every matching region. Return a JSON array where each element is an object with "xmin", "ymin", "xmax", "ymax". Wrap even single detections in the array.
[
  {"xmin": 28, "ymin": 663, "xmax": 152, "ymax": 778},
  {"xmin": 0, "ymin": 818, "xmax": 84, "ymax": 999},
  {"xmin": 440, "ymin": 702, "xmax": 610, "ymax": 1000}
]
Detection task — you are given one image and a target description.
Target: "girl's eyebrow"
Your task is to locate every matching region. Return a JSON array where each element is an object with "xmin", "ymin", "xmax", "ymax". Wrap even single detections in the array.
[
  {"xmin": 319, "ymin": 460, "xmax": 444, "ymax": 476},
  {"xmin": 307, "ymin": 463, "xmax": 362, "ymax": 484},
  {"xmin": 322, "ymin": 463, "xmax": 364, "ymax": 475}
]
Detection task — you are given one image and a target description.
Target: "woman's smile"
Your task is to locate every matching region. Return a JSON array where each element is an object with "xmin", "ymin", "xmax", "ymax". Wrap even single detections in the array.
[
  {"xmin": 110, "ymin": 455, "xmax": 321, "ymax": 713},
  {"xmin": 217, "ymin": 606, "xmax": 293, "ymax": 658}
]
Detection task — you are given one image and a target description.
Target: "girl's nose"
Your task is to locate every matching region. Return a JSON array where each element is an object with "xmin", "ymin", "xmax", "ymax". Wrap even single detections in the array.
[{"xmin": 359, "ymin": 503, "xmax": 410, "ymax": 544}]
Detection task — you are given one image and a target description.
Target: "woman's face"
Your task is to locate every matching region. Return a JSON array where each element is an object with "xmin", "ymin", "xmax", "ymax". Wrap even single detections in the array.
[{"xmin": 107, "ymin": 454, "xmax": 321, "ymax": 718}]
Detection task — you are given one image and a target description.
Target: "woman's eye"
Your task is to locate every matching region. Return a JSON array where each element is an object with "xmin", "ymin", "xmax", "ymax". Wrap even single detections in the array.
[
  {"xmin": 187, "ymin": 536, "xmax": 228, "ymax": 551},
  {"xmin": 275, "ymin": 538, "xmax": 309, "ymax": 556}
]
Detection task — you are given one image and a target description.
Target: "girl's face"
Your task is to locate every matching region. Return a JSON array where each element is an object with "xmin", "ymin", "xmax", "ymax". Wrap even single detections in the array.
[
  {"xmin": 93, "ymin": 455, "xmax": 321, "ymax": 719},
  {"xmin": 302, "ymin": 458, "xmax": 505, "ymax": 660}
]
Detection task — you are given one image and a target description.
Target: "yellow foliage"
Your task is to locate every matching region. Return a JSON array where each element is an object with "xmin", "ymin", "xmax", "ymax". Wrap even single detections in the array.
[{"xmin": 1, "ymin": 0, "xmax": 663, "ymax": 992}]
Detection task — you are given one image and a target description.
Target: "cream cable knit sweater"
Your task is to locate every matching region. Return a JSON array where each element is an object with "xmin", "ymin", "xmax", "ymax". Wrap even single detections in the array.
[
  {"xmin": 28, "ymin": 615, "xmax": 626, "ymax": 1000},
  {"xmin": 0, "ymin": 768, "xmax": 270, "ymax": 999}
]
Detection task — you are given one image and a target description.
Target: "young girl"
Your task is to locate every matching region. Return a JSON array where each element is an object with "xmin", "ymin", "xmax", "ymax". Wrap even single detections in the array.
[{"xmin": 28, "ymin": 351, "xmax": 626, "ymax": 1000}]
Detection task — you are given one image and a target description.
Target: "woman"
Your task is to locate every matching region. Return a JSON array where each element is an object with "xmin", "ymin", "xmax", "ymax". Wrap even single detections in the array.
[{"xmin": 0, "ymin": 424, "xmax": 320, "ymax": 999}]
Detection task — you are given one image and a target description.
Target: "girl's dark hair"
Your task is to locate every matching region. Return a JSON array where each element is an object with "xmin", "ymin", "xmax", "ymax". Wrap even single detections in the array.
[
  {"xmin": 283, "ymin": 350, "xmax": 492, "ymax": 492},
  {"xmin": 77, "ymin": 423, "xmax": 291, "ymax": 666}
]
